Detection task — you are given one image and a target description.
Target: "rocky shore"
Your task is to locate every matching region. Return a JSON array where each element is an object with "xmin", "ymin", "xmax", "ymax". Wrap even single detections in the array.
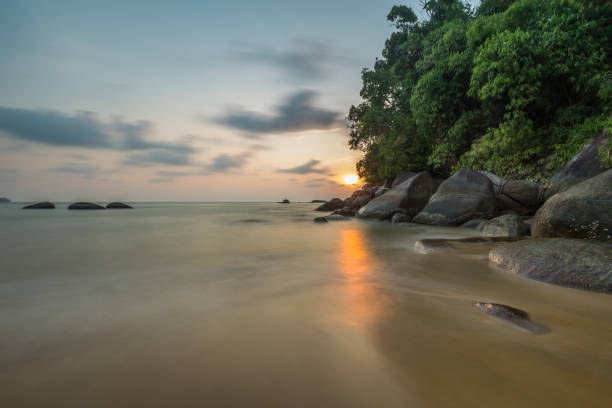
[{"xmin": 314, "ymin": 129, "xmax": 612, "ymax": 295}]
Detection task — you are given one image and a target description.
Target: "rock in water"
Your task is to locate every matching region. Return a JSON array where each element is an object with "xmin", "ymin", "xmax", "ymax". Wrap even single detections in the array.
[
  {"xmin": 489, "ymin": 238, "xmax": 612, "ymax": 293},
  {"xmin": 106, "ymin": 202, "xmax": 133, "ymax": 209},
  {"xmin": 311, "ymin": 200, "xmax": 326, "ymax": 203},
  {"xmin": 280, "ymin": 199, "xmax": 290, "ymax": 204},
  {"xmin": 331, "ymin": 207, "xmax": 356, "ymax": 217},
  {"xmin": 414, "ymin": 236, "xmax": 525, "ymax": 254},
  {"xmin": 315, "ymin": 198, "xmax": 344, "ymax": 212},
  {"xmin": 313, "ymin": 217, "xmax": 328, "ymax": 223},
  {"xmin": 480, "ymin": 214, "xmax": 530, "ymax": 237},
  {"xmin": 0, "ymin": 197, "xmax": 10, "ymax": 203},
  {"xmin": 23, "ymin": 202, "xmax": 55, "ymax": 209},
  {"xmin": 533, "ymin": 169, "xmax": 612, "ymax": 240},
  {"xmin": 68, "ymin": 202, "xmax": 105, "ymax": 210},
  {"xmin": 549, "ymin": 128, "xmax": 609, "ymax": 195},
  {"xmin": 357, "ymin": 172, "xmax": 434, "ymax": 220},
  {"xmin": 413, "ymin": 168, "xmax": 496, "ymax": 225},
  {"xmin": 473, "ymin": 302, "xmax": 550, "ymax": 334},
  {"xmin": 391, "ymin": 212, "xmax": 412, "ymax": 224}
]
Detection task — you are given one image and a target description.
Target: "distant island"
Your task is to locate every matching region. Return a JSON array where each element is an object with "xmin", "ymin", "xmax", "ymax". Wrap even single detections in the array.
[{"xmin": 0, "ymin": 197, "xmax": 11, "ymax": 203}]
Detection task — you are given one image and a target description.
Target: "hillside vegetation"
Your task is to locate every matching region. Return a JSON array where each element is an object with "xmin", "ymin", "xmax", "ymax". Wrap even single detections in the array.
[{"xmin": 348, "ymin": 0, "xmax": 612, "ymax": 183}]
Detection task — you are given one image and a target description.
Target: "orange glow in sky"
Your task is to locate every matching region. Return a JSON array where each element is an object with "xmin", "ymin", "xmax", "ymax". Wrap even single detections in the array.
[{"xmin": 343, "ymin": 174, "xmax": 359, "ymax": 185}]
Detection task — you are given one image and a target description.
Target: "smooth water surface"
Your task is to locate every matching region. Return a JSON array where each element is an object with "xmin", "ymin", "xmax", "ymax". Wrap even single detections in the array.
[{"xmin": 1, "ymin": 203, "xmax": 611, "ymax": 407}]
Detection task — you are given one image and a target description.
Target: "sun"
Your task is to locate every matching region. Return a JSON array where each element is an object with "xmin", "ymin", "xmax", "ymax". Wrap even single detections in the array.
[{"xmin": 343, "ymin": 174, "xmax": 359, "ymax": 185}]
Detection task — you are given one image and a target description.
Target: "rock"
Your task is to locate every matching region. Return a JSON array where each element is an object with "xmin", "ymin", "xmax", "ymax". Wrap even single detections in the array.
[
  {"xmin": 532, "ymin": 169, "xmax": 612, "ymax": 240},
  {"xmin": 311, "ymin": 200, "xmax": 326, "ymax": 203},
  {"xmin": 313, "ymin": 217, "xmax": 328, "ymax": 223},
  {"xmin": 391, "ymin": 212, "xmax": 413, "ymax": 224},
  {"xmin": 473, "ymin": 302, "xmax": 550, "ymax": 335},
  {"xmin": 315, "ymin": 198, "xmax": 344, "ymax": 212},
  {"xmin": 240, "ymin": 219, "xmax": 268, "ymax": 223},
  {"xmin": 502, "ymin": 180, "xmax": 542, "ymax": 208},
  {"xmin": 0, "ymin": 197, "xmax": 10, "ymax": 203},
  {"xmin": 331, "ymin": 207, "xmax": 356, "ymax": 217},
  {"xmin": 68, "ymin": 202, "xmax": 105, "ymax": 210},
  {"xmin": 343, "ymin": 189, "xmax": 375, "ymax": 210},
  {"xmin": 280, "ymin": 199, "xmax": 290, "ymax": 204},
  {"xmin": 374, "ymin": 187, "xmax": 388, "ymax": 197},
  {"xmin": 549, "ymin": 128, "xmax": 609, "ymax": 195},
  {"xmin": 357, "ymin": 172, "xmax": 434, "ymax": 220},
  {"xmin": 480, "ymin": 214, "xmax": 530, "ymax": 237},
  {"xmin": 478, "ymin": 171, "xmax": 504, "ymax": 195},
  {"xmin": 325, "ymin": 214, "xmax": 352, "ymax": 222},
  {"xmin": 413, "ymin": 168, "xmax": 496, "ymax": 226},
  {"xmin": 23, "ymin": 202, "xmax": 55, "ymax": 209},
  {"xmin": 489, "ymin": 238, "xmax": 612, "ymax": 293},
  {"xmin": 461, "ymin": 218, "xmax": 487, "ymax": 229},
  {"xmin": 391, "ymin": 172, "xmax": 416, "ymax": 188},
  {"xmin": 106, "ymin": 202, "xmax": 133, "ymax": 209},
  {"xmin": 414, "ymin": 236, "xmax": 525, "ymax": 254}
]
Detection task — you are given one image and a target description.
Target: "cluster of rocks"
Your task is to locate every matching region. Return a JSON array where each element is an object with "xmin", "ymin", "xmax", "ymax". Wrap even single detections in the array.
[
  {"xmin": 23, "ymin": 202, "xmax": 133, "ymax": 210},
  {"xmin": 314, "ymin": 129, "xmax": 612, "ymax": 293}
]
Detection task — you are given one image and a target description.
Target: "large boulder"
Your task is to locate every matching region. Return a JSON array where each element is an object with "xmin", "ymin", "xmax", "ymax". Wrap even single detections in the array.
[
  {"xmin": 489, "ymin": 238, "xmax": 612, "ymax": 293},
  {"xmin": 23, "ymin": 202, "xmax": 55, "ymax": 209},
  {"xmin": 357, "ymin": 172, "xmax": 434, "ymax": 220},
  {"xmin": 106, "ymin": 202, "xmax": 133, "ymax": 209},
  {"xmin": 391, "ymin": 172, "xmax": 416, "ymax": 188},
  {"xmin": 501, "ymin": 180, "xmax": 542, "ymax": 208},
  {"xmin": 549, "ymin": 128, "xmax": 609, "ymax": 196},
  {"xmin": 0, "ymin": 197, "xmax": 10, "ymax": 203},
  {"xmin": 68, "ymin": 202, "xmax": 105, "ymax": 210},
  {"xmin": 413, "ymin": 168, "xmax": 496, "ymax": 225},
  {"xmin": 480, "ymin": 214, "xmax": 530, "ymax": 237},
  {"xmin": 314, "ymin": 198, "xmax": 344, "ymax": 212},
  {"xmin": 532, "ymin": 169, "xmax": 612, "ymax": 240},
  {"xmin": 343, "ymin": 189, "xmax": 375, "ymax": 210}
]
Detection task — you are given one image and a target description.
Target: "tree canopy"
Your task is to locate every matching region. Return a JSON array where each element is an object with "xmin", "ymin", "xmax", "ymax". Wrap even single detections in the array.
[{"xmin": 348, "ymin": 0, "xmax": 612, "ymax": 183}]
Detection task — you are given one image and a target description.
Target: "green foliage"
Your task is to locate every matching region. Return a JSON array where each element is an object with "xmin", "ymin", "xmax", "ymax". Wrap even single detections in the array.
[{"xmin": 348, "ymin": 0, "xmax": 612, "ymax": 181}]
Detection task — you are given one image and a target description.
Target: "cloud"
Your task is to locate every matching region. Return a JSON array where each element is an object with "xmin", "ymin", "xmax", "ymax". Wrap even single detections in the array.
[
  {"xmin": 232, "ymin": 39, "xmax": 339, "ymax": 81},
  {"xmin": 203, "ymin": 152, "xmax": 251, "ymax": 174},
  {"xmin": 48, "ymin": 163, "xmax": 97, "ymax": 175},
  {"xmin": 249, "ymin": 144, "xmax": 272, "ymax": 151},
  {"xmin": 215, "ymin": 90, "xmax": 339, "ymax": 134},
  {"xmin": 0, "ymin": 107, "xmax": 197, "ymax": 163},
  {"xmin": 122, "ymin": 150, "xmax": 194, "ymax": 166},
  {"xmin": 305, "ymin": 183, "xmax": 324, "ymax": 188},
  {"xmin": 277, "ymin": 159, "xmax": 330, "ymax": 175}
]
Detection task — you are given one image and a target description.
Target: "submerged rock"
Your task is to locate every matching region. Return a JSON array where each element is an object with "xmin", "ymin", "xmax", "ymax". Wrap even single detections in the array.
[
  {"xmin": 533, "ymin": 169, "xmax": 612, "ymax": 240},
  {"xmin": 489, "ymin": 238, "xmax": 612, "ymax": 293},
  {"xmin": 315, "ymin": 198, "xmax": 344, "ymax": 212},
  {"xmin": 325, "ymin": 214, "xmax": 351, "ymax": 222},
  {"xmin": 414, "ymin": 168, "xmax": 496, "ymax": 226},
  {"xmin": 357, "ymin": 172, "xmax": 434, "ymax": 220},
  {"xmin": 549, "ymin": 128, "xmax": 609, "ymax": 196},
  {"xmin": 473, "ymin": 302, "xmax": 550, "ymax": 335},
  {"xmin": 391, "ymin": 212, "xmax": 413, "ymax": 224},
  {"xmin": 106, "ymin": 202, "xmax": 133, "ymax": 209},
  {"xmin": 280, "ymin": 198, "xmax": 290, "ymax": 204},
  {"xmin": 331, "ymin": 207, "xmax": 356, "ymax": 217},
  {"xmin": 480, "ymin": 214, "xmax": 531, "ymax": 237},
  {"xmin": 311, "ymin": 200, "xmax": 326, "ymax": 203},
  {"xmin": 68, "ymin": 202, "xmax": 104, "ymax": 210},
  {"xmin": 240, "ymin": 219, "xmax": 268, "ymax": 223},
  {"xmin": 23, "ymin": 202, "xmax": 55, "ymax": 209},
  {"xmin": 461, "ymin": 218, "xmax": 487, "ymax": 230},
  {"xmin": 313, "ymin": 217, "xmax": 328, "ymax": 223},
  {"xmin": 414, "ymin": 236, "xmax": 525, "ymax": 254}
]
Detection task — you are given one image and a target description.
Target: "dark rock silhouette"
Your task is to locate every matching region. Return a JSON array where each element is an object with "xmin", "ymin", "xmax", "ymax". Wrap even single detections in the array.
[
  {"xmin": 23, "ymin": 202, "xmax": 55, "ymax": 209},
  {"xmin": 68, "ymin": 202, "xmax": 104, "ymax": 210},
  {"xmin": 106, "ymin": 202, "xmax": 133, "ymax": 209},
  {"xmin": 473, "ymin": 302, "xmax": 550, "ymax": 334}
]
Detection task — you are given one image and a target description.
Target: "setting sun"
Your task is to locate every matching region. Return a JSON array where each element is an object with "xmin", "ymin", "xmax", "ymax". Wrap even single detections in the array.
[{"xmin": 343, "ymin": 174, "xmax": 359, "ymax": 185}]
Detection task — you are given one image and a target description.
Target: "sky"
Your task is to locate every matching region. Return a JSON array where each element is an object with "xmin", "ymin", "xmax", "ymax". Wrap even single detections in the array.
[{"xmin": 0, "ymin": 0, "xmax": 476, "ymax": 202}]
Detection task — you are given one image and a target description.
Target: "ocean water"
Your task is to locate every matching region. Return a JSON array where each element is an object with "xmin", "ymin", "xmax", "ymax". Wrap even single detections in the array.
[{"xmin": 1, "ymin": 202, "xmax": 611, "ymax": 407}]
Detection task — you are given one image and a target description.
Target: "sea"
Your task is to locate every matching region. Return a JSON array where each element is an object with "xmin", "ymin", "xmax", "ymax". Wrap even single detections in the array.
[{"xmin": 1, "ymin": 202, "xmax": 611, "ymax": 407}]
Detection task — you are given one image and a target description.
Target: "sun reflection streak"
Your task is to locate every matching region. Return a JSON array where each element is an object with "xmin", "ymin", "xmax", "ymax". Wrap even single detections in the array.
[{"xmin": 337, "ymin": 229, "xmax": 385, "ymax": 328}]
